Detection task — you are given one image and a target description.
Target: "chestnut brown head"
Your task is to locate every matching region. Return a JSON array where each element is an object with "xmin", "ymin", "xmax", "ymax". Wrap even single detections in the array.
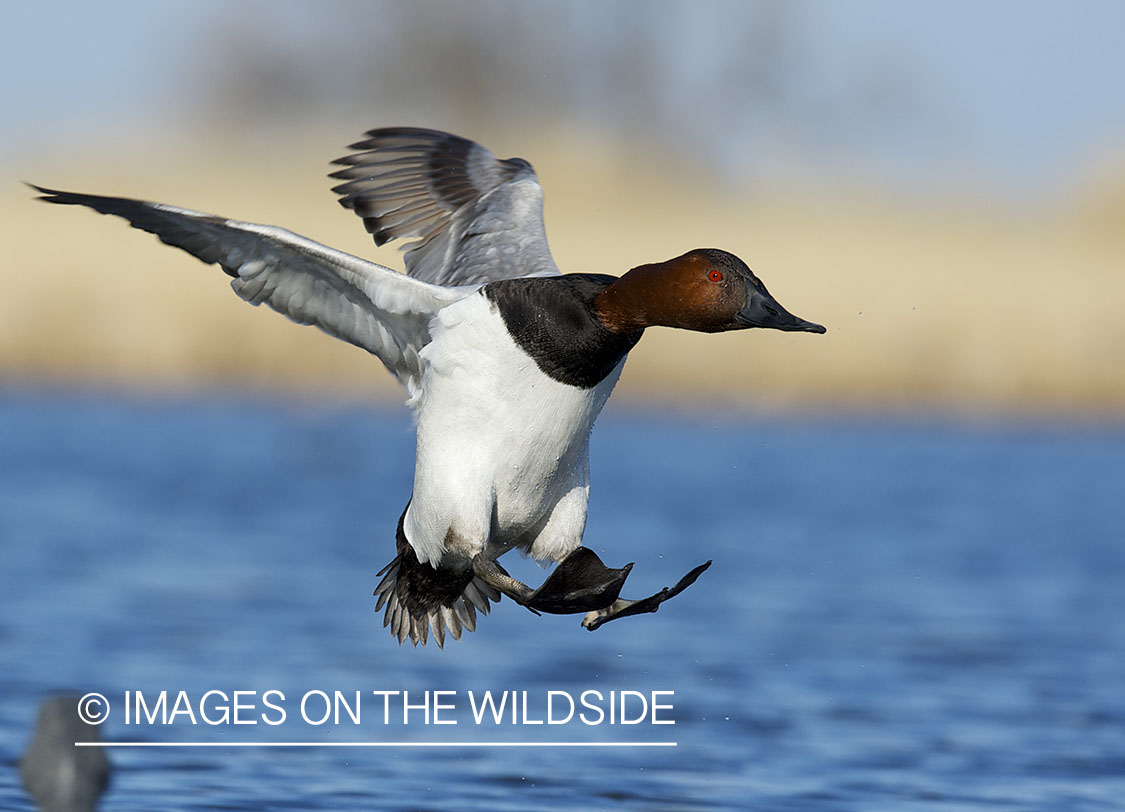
[{"xmin": 595, "ymin": 249, "xmax": 826, "ymax": 335}]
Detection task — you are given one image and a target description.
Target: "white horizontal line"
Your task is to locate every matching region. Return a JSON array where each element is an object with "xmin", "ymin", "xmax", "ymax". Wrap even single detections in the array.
[{"xmin": 76, "ymin": 741, "xmax": 676, "ymax": 748}]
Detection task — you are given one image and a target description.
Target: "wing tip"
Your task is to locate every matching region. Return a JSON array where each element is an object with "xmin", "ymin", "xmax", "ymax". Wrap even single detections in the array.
[
  {"xmin": 27, "ymin": 184, "xmax": 121, "ymax": 212},
  {"xmin": 26, "ymin": 182, "xmax": 72, "ymax": 203}
]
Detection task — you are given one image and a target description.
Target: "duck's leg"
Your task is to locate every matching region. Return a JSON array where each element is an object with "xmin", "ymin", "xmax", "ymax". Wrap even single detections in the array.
[
  {"xmin": 472, "ymin": 547, "xmax": 633, "ymax": 615},
  {"xmin": 470, "ymin": 556, "xmax": 541, "ymax": 615},
  {"xmin": 581, "ymin": 560, "xmax": 712, "ymax": 631}
]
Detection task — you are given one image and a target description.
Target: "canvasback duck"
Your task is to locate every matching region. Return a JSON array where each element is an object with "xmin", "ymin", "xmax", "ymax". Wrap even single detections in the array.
[
  {"xmin": 34, "ymin": 127, "xmax": 825, "ymax": 647},
  {"xmin": 21, "ymin": 695, "xmax": 111, "ymax": 812}
]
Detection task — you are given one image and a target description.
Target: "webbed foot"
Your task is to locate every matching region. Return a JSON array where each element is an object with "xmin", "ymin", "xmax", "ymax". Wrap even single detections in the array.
[
  {"xmin": 581, "ymin": 560, "xmax": 712, "ymax": 631},
  {"xmin": 526, "ymin": 547, "xmax": 633, "ymax": 614},
  {"xmin": 472, "ymin": 547, "xmax": 632, "ymax": 614}
]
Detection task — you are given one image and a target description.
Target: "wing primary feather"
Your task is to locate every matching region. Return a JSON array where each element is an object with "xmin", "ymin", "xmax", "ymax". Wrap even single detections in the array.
[
  {"xmin": 32, "ymin": 183, "xmax": 464, "ymax": 395},
  {"xmin": 329, "ymin": 128, "xmax": 560, "ymax": 285}
]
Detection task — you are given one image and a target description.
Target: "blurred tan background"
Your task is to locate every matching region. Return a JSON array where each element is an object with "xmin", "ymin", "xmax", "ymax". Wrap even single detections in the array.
[{"xmin": 3, "ymin": 1, "xmax": 1123, "ymax": 418}]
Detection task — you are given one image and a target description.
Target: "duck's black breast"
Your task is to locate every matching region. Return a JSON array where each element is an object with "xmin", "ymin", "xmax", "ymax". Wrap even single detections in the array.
[{"xmin": 484, "ymin": 274, "xmax": 643, "ymax": 389}]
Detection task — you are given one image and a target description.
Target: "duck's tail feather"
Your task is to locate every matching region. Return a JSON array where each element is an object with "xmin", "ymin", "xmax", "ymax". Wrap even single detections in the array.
[{"xmin": 374, "ymin": 512, "xmax": 500, "ymax": 648}]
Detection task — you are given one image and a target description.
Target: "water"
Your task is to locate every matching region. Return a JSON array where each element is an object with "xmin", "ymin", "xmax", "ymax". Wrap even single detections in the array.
[{"xmin": 1, "ymin": 390, "xmax": 1123, "ymax": 811}]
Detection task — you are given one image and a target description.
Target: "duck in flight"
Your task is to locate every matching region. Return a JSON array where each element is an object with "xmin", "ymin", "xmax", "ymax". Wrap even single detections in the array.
[{"xmin": 33, "ymin": 127, "xmax": 825, "ymax": 647}]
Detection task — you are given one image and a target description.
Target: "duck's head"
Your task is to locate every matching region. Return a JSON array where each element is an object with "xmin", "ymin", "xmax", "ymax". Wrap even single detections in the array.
[{"xmin": 595, "ymin": 249, "xmax": 826, "ymax": 335}]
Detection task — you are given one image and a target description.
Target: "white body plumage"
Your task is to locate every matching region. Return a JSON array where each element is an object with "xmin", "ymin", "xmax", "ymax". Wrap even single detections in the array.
[{"xmin": 405, "ymin": 291, "xmax": 625, "ymax": 567}]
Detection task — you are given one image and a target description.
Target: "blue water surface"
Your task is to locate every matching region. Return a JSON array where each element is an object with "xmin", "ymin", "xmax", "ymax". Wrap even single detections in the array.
[{"xmin": 1, "ymin": 390, "xmax": 1123, "ymax": 811}]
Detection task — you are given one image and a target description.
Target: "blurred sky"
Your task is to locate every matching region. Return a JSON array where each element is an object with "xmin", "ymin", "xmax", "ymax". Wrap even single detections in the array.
[{"xmin": 2, "ymin": 0, "xmax": 1124, "ymax": 199}]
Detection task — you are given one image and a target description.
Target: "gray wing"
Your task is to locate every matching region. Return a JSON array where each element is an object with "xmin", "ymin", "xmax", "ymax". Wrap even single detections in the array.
[
  {"xmin": 329, "ymin": 127, "xmax": 560, "ymax": 286},
  {"xmin": 33, "ymin": 185, "xmax": 468, "ymax": 397}
]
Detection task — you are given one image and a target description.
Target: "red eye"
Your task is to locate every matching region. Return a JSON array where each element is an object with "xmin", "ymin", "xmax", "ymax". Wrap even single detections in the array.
[{"xmin": 708, "ymin": 270, "xmax": 724, "ymax": 282}]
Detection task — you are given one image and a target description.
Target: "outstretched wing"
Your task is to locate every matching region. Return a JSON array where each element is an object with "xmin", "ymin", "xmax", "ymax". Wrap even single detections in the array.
[
  {"xmin": 32, "ymin": 185, "xmax": 469, "ymax": 398},
  {"xmin": 329, "ymin": 127, "xmax": 560, "ymax": 286}
]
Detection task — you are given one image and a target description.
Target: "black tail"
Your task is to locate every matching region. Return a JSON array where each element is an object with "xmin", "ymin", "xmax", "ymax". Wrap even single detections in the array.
[{"xmin": 374, "ymin": 509, "xmax": 500, "ymax": 647}]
